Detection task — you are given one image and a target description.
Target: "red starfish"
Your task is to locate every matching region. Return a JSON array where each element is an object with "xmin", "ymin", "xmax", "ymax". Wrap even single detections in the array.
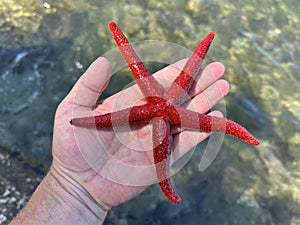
[{"xmin": 70, "ymin": 21, "xmax": 259, "ymax": 204}]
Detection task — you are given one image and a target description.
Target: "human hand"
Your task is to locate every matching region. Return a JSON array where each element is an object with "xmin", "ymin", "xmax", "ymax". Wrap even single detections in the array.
[{"xmin": 51, "ymin": 56, "xmax": 228, "ymax": 210}]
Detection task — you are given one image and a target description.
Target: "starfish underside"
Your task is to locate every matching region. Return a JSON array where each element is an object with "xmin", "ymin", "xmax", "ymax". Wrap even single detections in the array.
[{"xmin": 70, "ymin": 21, "xmax": 259, "ymax": 204}]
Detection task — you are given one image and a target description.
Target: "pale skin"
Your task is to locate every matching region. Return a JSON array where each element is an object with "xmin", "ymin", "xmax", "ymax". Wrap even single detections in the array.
[{"xmin": 10, "ymin": 57, "xmax": 229, "ymax": 225}]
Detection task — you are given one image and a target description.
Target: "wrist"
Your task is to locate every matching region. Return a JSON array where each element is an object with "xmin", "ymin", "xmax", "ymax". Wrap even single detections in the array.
[
  {"xmin": 48, "ymin": 166, "xmax": 108, "ymax": 224},
  {"xmin": 10, "ymin": 167, "xmax": 108, "ymax": 225}
]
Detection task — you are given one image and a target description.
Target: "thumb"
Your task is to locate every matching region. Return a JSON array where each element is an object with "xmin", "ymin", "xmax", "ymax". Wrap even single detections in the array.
[{"xmin": 66, "ymin": 57, "xmax": 112, "ymax": 108}]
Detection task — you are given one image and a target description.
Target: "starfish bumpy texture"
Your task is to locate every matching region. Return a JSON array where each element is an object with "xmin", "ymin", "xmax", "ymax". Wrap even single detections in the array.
[{"xmin": 70, "ymin": 21, "xmax": 259, "ymax": 204}]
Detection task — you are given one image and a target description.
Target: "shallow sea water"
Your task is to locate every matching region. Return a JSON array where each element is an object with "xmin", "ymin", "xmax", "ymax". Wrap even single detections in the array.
[{"xmin": 0, "ymin": 0, "xmax": 300, "ymax": 224}]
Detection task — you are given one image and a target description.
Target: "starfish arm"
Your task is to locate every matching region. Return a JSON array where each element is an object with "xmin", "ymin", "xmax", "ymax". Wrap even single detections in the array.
[
  {"xmin": 165, "ymin": 32, "xmax": 215, "ymax": 105},
  {"xmin": 152, "ymin": 116, "xmax": 181, "ymax": 204},
  {"xmin": 108, "ymin": 21, "xmax": 163, "ymax": 99},
  {"xmin": 70, "ymin": 103, "xmax": 162, "ymax": 128},
  {"xmin": 170, "ymin": 106, "xmax": 259, "ymax": 146}
]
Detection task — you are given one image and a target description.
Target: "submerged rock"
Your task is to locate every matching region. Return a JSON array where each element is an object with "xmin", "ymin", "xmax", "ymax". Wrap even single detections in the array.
[{"xmin": 0, "ymin": 151, "xmax": 42, "ymax": 224}]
